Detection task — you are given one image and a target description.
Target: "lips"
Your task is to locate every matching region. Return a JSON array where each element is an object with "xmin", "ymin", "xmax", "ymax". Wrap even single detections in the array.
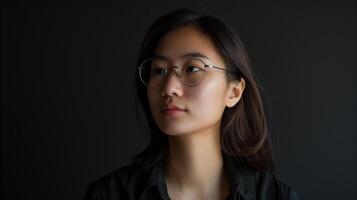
[{"xmin": 161, "ymin": 104, "xmax": 187, "ymax": 112}]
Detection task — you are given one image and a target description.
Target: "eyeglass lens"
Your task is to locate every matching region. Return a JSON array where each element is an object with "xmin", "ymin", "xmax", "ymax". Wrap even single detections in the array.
[{"xmin": 139, "ymin": 59, "xmax": 206, "ymax": 87}]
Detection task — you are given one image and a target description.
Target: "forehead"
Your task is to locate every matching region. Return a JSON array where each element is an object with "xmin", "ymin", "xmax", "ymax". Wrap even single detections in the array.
[{"xmin": 154, "ymin": 25, "xmax": 225, "ymax": 66}]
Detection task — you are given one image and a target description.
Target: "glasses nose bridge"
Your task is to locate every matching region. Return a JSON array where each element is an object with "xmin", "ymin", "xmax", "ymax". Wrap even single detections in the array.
[{"xmin": 165, "ymin": 65, "xmax": 182, "ymax": 78}]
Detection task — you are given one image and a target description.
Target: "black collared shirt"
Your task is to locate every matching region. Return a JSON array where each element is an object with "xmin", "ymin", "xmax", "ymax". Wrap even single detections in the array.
[{"xmin": 84, "ymin": 154, "xmax": 300, "ymax": 200}]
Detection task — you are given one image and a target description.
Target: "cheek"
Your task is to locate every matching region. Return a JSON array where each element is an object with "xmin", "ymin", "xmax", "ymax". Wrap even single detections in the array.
[{"xmin": 187, "ymin": 79, "xmax": 227, "ymax": 118}]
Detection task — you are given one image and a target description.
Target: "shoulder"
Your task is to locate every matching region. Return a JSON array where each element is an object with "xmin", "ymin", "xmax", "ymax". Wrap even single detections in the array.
[
  {"xmin": 84, "ymin": 163, "xmax": 151, "ymax": 200},
  {"xmin": 254, "ymin": 171, "xmax": 300, "ymax": 200}
]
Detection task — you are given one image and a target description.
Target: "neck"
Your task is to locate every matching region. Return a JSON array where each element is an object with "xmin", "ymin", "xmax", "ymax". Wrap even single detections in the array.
[{"xmin": 164, "ymin": 124, "xmax": 228, "ymax": 197}]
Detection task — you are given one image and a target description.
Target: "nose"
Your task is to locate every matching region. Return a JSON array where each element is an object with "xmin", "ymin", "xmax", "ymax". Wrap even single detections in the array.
[{"xmin": 160, "ymin": 68, "xmax": 183, "ymax": 97}]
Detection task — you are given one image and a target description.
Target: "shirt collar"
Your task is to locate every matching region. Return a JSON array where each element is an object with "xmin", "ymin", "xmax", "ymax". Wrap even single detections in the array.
[{"xmin": 142, "ymin": 153, "xmax": 257, "ymax": 200}]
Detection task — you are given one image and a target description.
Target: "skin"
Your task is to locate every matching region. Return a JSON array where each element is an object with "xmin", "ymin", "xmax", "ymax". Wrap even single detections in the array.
[{"xmin": 147, "ymin": 25, "xmax": 246, "ymax": 200}]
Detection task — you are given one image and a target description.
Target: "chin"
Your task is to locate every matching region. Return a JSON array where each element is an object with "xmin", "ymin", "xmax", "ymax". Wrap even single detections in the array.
[
  {"xmin": 158, "ymin": 124, "xmax": 192, "ymax": 136},
  {"xmin": 160, "ymin": 128, "xmax": 187, "ymax": 136},
  {"xmin": 153, "ymin": 115, "xmax": 201, "ymax": 136}
]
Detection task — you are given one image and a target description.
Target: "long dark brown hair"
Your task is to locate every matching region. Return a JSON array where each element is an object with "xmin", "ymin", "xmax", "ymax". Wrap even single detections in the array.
[{"xmin": 133, "ymin": 9, "xmax": 274, "ymax": 171}]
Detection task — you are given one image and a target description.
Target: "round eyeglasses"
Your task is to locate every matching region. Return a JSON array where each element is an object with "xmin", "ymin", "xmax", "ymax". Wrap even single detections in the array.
[{"xmin": 137, "ymin": 58, "xmax": 237, "ymax": 87}]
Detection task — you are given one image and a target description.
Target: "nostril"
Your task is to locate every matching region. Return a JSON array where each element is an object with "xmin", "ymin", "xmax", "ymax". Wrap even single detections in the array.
[{"xmin": 160, "ymin": 78, "xmax": 183, "ymax": 97}]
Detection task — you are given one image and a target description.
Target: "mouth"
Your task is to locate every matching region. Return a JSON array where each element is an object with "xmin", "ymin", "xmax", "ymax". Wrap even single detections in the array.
[
  {"xmin": 161, "ymin": 105, "xmax": 187, "ymax": 116},
  {"xmin": 161, "ymin": 108, "xmax": 187, "ymax": 112},
  {"xmin": 161, "ymin": 109, "xmax": 187, "ymax": 117}
]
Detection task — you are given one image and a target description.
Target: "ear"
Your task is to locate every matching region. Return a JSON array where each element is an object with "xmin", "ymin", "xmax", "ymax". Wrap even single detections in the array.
[{"xmin": 225, "ymin": 78, "xmax": 245, "ymax": 108}]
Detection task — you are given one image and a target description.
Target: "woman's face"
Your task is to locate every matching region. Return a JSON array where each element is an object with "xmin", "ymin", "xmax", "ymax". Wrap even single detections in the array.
[{"xmin": 147, "ymin": 25, "xmax": 243, "ymax": 136}]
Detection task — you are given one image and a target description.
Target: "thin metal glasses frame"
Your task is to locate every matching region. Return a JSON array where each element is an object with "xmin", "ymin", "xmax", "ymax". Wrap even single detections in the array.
[{"xmin": 137, "ymin": 58, "xmax": 237, "ymax": 87}]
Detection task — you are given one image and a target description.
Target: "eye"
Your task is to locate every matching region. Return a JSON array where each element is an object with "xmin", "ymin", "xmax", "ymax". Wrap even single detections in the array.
[
  {"xmin": 150, "ymin": 59, "xmax": 167, "ymax": 76},
  {"xmin": 185, "ymin": 65, "xmax": 202, "ymax": 73},
  {"xmin": 151, "ymin": 67, "xmax": 166, "ymax": 76}
]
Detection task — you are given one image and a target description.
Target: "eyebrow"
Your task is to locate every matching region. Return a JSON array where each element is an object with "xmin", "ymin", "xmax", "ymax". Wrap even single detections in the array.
[{"xmin": 153, "ymin": 52, "xmax": 210, "ymax": 60}]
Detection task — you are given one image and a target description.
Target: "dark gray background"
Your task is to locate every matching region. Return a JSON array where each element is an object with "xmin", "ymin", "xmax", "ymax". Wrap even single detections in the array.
[{"xmin": 2, "ymin": 1, "xmax": 356, "ymax": 200}]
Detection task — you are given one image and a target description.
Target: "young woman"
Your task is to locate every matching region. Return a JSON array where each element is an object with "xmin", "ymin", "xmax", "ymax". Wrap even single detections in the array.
[{"xmin": 85, "ymin": 9, "xmax": 300, "ymax": 200}]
